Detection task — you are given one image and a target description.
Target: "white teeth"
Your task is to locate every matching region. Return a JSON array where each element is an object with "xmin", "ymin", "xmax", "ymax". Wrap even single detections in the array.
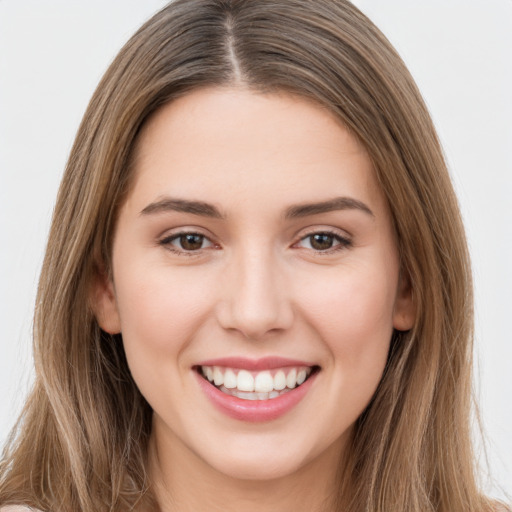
[
  {"xmin": 223, "ymin": 369, "xmax": 237, "ymax": 389},
  {"xmin": 218, "ymin": 385, "xmax": 292, "ymax": 401},
  {"xmin": 237, "ymin": 390, "xmax": 259, "ymax": 400},
  {"xmin": 254, "ymin": 371, "xmax": 274, "ymax": 392},
  {"xmin": 286, "ymin": 368, "xmax": 297, "ymax": 389},
  {"xmin": 274, "ymin": 370, "xmax": 286, "ymax": 390},
  {"xmin": 200, "ymin": 365, "xmax": 314, "ymax": 396},
  {"xmin": 213, "ymin": 366, "xmax": 224, "ymax": 386},
  {"xmin": 237, "ymin": 370, "xmax": 255, "ymax": 392}
]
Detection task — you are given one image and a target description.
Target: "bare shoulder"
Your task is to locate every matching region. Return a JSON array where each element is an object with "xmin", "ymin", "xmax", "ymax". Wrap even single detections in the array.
[{"xmin": 0, "ymin": 507, "xmax": 43, "ymax": 512}]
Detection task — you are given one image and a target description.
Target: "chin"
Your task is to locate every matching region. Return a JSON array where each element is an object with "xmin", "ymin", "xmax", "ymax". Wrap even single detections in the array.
[
  {"xmin": 210, "ymin": 452, "xmax": 307, "ymax": 482},
  {"xmin": 199, "ymin": 430, "xmax": 337, "ymax": 483}
]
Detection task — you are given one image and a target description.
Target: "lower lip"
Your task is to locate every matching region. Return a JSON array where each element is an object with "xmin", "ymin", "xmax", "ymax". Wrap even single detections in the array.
[{"xmin": 195, "ymin": 370, "xmax": 317, "ymax": 422}]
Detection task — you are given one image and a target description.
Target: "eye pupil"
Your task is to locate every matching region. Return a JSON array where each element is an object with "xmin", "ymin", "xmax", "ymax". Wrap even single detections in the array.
[
  {"xmin": 180, "ymin": 234, "xmax": 203, "ymax": 250},
  {"xmin": 310, "ymin": 234, "xmax": 334, "ymax": 250}
]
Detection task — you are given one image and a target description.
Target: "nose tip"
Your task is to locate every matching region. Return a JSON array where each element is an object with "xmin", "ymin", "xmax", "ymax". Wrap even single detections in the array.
[
  {"xmin": 228, "ymin": 296, "xmax": 290, "ymax": 340},
  {"xmin": 216, "ymin": 254, "xmax": 294, "ymax": 340}
]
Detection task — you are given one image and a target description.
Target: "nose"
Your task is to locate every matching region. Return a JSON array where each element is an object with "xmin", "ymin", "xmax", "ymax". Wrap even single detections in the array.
[{"xmin": 216, "ymin": 247, "xmax": 294, "ymax": 340}]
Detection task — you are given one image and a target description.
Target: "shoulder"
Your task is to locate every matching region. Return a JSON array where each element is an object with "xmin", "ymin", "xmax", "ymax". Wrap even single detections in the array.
[{"xmin": 0, "ymin": 507, "xmax": 43, "ymax": 512}]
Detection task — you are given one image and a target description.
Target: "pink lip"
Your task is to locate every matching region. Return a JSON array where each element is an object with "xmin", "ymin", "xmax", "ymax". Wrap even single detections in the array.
[
  {"xmin": 195, "ymin": 356, "xmax": 315, "ymax": 371},
  {"xmin": 194, "ymin": 368, "xmax": 318, "ymax": 422}
]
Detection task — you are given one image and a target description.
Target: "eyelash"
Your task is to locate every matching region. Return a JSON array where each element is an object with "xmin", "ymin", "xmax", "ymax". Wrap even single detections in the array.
[
  {"xmin": 158, "ymin": 229, "xmax": 352, "ymax": 256},
  {"xmin": 159, "ymin": 232, "xmax": 216, "ymax": 256},
  {"xmin": 294, "ymin": 229, "xmax": 352, "ymax": 254}
]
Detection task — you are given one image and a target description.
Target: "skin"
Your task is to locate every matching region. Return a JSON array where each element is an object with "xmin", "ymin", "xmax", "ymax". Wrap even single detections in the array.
[{"xmin": 94, "ymin": 87, "xmax": 415, "ymax": 512}]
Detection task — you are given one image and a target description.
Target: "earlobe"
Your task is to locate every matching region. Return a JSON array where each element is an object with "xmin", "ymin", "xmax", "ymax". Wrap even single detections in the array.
[
  {"xmin": 392, "ymin": 272, "xmax": 416, "ymax": 332},
  {"xmin": 90, "ymin": 264, "xmax": 121, "ymax": 335}
]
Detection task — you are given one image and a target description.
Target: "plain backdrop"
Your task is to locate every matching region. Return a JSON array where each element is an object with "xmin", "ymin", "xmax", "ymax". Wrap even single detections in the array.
[{"xmin": 0, "ymin": 0, "xmax": 511, "ymax": 502}]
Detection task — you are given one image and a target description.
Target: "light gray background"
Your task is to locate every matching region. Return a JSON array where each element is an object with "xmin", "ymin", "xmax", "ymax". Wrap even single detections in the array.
[{"xmin": 1, "ymin": 0, "xmax": 510, "ymax": 501}]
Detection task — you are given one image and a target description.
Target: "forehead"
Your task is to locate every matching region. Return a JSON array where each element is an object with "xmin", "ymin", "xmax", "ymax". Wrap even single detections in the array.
[{"xmin": 126, "ymin": 87, "xmax": 385, "ymax": 216}]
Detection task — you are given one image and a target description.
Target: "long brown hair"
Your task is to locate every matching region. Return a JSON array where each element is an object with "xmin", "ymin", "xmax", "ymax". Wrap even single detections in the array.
[{"xmin": 0, "ymin": 1, "xmax": 498, "ymax": 510}]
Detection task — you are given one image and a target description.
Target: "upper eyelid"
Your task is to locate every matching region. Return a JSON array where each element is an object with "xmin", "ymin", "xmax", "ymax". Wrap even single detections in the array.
[
  {"xmin": 293, "ymin": 226, "xmax": 352, "ymax": 242},
  {"xmin": 161, "ymin": 232, "xmax": 215, "ymax": 245},
  {"xmin": 296, "ymin": 233, "xmax": 350, "ymax": 246},
  {"xmin": 159, "ymin": 226, "xmax": 216, "ymax": 241},
  {"xmin": 299, "ymin": 231, "xmax": 348, "ymax": 241}
]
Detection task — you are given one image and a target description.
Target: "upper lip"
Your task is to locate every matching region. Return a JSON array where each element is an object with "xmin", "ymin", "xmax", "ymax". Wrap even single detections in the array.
[{"xmin": 195, "ymin": 356, "xmax": 317, "ymax": 371}]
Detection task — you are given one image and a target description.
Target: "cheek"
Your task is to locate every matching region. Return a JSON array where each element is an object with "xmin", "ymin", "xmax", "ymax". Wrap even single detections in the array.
[
  {"xmin": 298, "ymin": 261, "xmax": 397, "ymax": 370},
  {"xmin": 287, "ymin": 260, "xmax": 399, "ymax": 446},
  {"xmin": 112, "ymin": 259, "xmax": 216, "ymax": 370},
  {"xmin": 112, "ymin": 261, "xmax": 223, "ymax": 417}
]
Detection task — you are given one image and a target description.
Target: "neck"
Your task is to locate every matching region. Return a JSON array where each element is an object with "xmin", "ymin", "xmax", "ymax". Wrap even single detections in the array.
[{"xmin": 148, "ymin": 425, "xmax": 348, "ymax": 512}]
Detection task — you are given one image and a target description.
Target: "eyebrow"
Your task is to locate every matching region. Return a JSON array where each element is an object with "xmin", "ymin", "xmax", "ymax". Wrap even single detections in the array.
[
  {"xmin": 284, "ymin": 197, "xmax": 374, "ymax": 219},
  {"xmin": 139, "ymin": 195, "xmax": 374, "ymax": 219},
  {"xmin": 140, "ymin": 197, "xmax": 224, "ymax": 218}
]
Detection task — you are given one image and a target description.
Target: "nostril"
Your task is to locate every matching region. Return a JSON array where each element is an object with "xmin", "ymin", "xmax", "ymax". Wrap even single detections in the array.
[{"xmin": 215, "ymin": 269, "xmax": 294, "ymax": 338}]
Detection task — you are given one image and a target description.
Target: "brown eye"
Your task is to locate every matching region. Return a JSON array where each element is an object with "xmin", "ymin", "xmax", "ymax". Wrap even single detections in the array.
[
  {"xmin": 179, "ymin": 234, "xmax": 205, "ymax": 250},
  {"xmin": 296, "ymin": 231, "xmax": 351, "ymax": 253},
  {"xmin": 160, "ymin": 232, "xmax": 214, "ymax": 252},
  {"xmin": 309, "ymin": 234, "xmax": 335, "ymax": 250}
]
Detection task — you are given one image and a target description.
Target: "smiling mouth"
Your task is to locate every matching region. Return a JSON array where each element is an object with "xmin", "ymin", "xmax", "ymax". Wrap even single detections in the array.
[{"xmin": 196, "ymin": 365, "xmax": 320, "ymax": 401}]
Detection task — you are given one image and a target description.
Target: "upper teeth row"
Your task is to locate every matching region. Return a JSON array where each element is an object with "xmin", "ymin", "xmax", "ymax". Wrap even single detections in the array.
[{"xmin": 201, "ymin": 366, "xmax": 312, "ymax": 393}]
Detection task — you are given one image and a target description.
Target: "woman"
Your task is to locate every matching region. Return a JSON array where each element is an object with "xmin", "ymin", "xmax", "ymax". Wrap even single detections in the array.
[{"xmin": 0, "ymin": 1, "xmax": 507, "ymax": 511}]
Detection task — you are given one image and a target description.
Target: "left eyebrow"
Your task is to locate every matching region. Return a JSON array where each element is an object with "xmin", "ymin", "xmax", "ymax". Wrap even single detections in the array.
[
  {"xmin": 139, "ymin": 197, "xmax": 224, "ymax": 218},
  {"xmin": 284, "ymin": 196, "xmax": 374, "ymax": 219}
]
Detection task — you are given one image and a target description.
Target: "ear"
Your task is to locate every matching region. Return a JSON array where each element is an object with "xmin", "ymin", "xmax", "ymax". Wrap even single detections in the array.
[
  {"xmin": 90, "ymin": 263, "xmax": 121, "ymax": 334},
  {"xmin": 392, "ymin": 271, "xmax": 416, "ymax": 331}
]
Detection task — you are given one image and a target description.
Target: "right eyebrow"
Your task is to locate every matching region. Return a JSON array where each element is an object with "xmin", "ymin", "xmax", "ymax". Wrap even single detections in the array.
[
  {"xmin": 284, "ymin": 196, "xmax": 374, "ymax": 219},
  {"xmin": 139, "ymin": 197, "xmax": 224, "ymax": 219}
]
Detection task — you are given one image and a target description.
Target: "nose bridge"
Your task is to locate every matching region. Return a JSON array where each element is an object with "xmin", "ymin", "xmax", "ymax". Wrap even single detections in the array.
[{"xmin": 219, "ymin": 243, "xmax": 293, "ymax": 339}]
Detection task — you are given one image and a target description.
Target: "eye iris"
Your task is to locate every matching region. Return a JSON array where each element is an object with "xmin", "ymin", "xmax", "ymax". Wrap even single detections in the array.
[
  {"xmin": 310, "ymin": 233, "xmax": 334, "ymax": 250},
  {"xmin": 180, "ymin": 234, "xmax": 203, "ymax": 250}
]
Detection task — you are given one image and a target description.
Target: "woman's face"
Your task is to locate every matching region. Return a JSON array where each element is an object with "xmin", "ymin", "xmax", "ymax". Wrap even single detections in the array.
[{"xmin": 95, "ymin": 87, "xmax": 414, "ymax": 482}]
